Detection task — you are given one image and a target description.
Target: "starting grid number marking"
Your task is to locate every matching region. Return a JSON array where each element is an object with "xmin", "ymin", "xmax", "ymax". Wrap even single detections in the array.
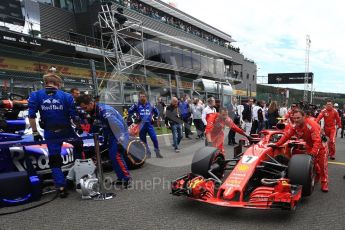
[{"xmin": 241, "ymin": 155, "xmax": 258, "ymax": 164}]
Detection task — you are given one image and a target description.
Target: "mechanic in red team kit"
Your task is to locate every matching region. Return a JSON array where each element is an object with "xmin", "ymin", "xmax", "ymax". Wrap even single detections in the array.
[
  {"xmin": 205, "ymin": 107, "xmax": 251, "ymax": 154},
  {"xmin": 272, "ymin": 109, "xmax": 329, "ymax": 192},
  {"xmin": 316, "ymin": 100, "xmax": 341, "ymax": 160}
]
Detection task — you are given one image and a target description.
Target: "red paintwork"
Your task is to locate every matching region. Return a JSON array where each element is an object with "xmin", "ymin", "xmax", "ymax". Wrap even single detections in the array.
[{"xmin": 172, "ymin": 129, "xmax": 306, "ymax": 210}]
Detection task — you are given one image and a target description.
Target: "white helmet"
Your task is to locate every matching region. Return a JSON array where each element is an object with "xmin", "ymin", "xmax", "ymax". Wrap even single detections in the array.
[{"xmin": 334, "ymin": 103, "xmax": 339, "ymax": 107}]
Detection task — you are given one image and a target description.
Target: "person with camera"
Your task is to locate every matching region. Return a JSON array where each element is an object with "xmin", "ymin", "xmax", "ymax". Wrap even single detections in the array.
[
  {"xmin": 269, "ymin": 109, "xmax": 329, "ymax": 192},
  {"xmin": 76, "ymin": 94, "xmax": 132, "ymax": 187},
  {"xmin": 28, "ymin": 73, "xmax": 83, "ymax": 198},
  {"xmin": 165, "ymin": 97, "xmax": 183, "ymax": 153},
  {"xmin": 128, "ymin": 91, "xmax": 162, "ymax": 158}
]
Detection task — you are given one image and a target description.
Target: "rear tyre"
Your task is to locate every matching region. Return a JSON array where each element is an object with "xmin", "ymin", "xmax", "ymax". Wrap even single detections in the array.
[
  {"xmin": 191, "ymin": 147, "xmax": 224, "ymax": 179},
  {"xmin": 288, "ymin": 154, "xmax": 315, "ymax": 196}
]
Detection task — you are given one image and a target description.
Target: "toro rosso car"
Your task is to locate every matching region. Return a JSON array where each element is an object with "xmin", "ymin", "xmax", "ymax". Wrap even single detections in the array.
[
  {"xmin": 0, "ymin": 99, "xmax": 146, "ymax": 179},
  {"xmin": 171, "ymin": 127, "xmax": 317, "ymax": 210}
]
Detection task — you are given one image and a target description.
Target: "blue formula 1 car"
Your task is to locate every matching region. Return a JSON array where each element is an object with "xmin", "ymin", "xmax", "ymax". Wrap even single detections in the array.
[{"xmin": 0, "ymin": 100, "xmax": 146, "ymax": 180}]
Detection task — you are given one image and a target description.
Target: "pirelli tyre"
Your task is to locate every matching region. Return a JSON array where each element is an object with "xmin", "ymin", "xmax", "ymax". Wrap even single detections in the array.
[
  {"xmin": 288, "ymin": 154, "xmax": 315, "ymax": 196},
  {"xmin": 100, "ymin": 138, "xmax": 147, "ymax": 170},
  {"xmin": 123, "ymin": 138, "xmax": 147, "ymax": 170},
  {"xmin": 191, "ymin": 147, "xmax": 224, "ymax": 179}
]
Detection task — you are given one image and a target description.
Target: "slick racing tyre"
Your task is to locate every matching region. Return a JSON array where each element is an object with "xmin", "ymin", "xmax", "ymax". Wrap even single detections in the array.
[
  {"xmin": 191, "ymin": 147, "xmax": 224, "ymax": 179},
  {"xmin": 288, "ymin": 154, "xmax": 315, "ymax": 196},
  {"xmin": 124, "ymin": 138, "xmax": 147, "ymax": 169}
]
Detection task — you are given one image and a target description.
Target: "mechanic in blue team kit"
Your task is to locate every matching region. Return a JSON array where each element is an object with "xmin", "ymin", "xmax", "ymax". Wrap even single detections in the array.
[
  {"xmin": 76, "ymin": 94, "xmax": 132, "ymax": 187},
  {"xmin": 28, "ymin": 73, "xmax": 83, "ymax": 198},
  {"xmin": 128, "ymin": 91, "xmax": 163, "ymax": 158}
]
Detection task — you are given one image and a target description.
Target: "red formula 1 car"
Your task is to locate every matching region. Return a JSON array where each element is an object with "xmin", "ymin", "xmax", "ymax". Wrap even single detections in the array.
[{"xmin": 172, "ymin": 127, "xmax": 318, "ymax": 210}]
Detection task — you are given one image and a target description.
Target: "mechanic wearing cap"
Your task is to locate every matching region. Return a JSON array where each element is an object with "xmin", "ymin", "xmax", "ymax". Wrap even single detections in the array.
[
  {"xmin": 128, "ymin": 91, "xmax": 162, "ymax": 158},
  {"xmin": 271, "ymin": 109, "xmax": 329, "ymax": 192},
  {"xmin": 205, "ymin": 107, "xmax": 251, "ymax": 154},
  {"xmin": 316, "ymin": 100, "xmax": 341, "ymax": 160},
  {"xmin": 76, "ymin": 94, "xmax": 132, "ymax": 187},
  {"xmin": 28, "ymin": 73, "xmax": 83, "ymax": 198}
]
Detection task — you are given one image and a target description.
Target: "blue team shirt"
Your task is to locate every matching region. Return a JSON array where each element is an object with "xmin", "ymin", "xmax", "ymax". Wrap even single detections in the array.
[
  {"xmin": 28, "ymin": 88, "xmax": 77, "ymax": 127},
  {"xmin": 179, "ymin": 101, "xmax": 190, "ymax": 119},
  {"xmin": 95, "ymin": 103, "xmax": 129, "ymax": 143},
  {"xmin": 128, "ymin": 102, "xmax": 159, "ymax": 123}
]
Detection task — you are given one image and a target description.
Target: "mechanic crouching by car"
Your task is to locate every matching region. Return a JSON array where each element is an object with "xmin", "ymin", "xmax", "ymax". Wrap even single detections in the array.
[
  {"xmin": 128, "ymin": 91, "xmax": 163, "ymax": 158},
  {"xmin": 28, "ymin": 73, "xmax": 83, "ymax": 198},
  {"xmin": 205, "ymin": 107, "xmax": 251, "ymax": 154},
  {"xmin": 270, "ymin": 109, "xmax": 329, "ymax": 192},
  {"xmin": 76, "ymin": 95, "xmax": 132, "ymax": 187}
]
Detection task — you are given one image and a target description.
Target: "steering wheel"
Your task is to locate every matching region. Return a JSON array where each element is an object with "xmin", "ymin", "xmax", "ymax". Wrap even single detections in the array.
[{"xmin": 270, "ymin": 133, "xmax": 283, "ymax": 143}]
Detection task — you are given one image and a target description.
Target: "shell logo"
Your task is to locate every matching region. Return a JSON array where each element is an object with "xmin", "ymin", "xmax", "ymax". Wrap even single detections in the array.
[{"xmin": 237, "ymin": 164, "xmax": 250, "ymax": 172}]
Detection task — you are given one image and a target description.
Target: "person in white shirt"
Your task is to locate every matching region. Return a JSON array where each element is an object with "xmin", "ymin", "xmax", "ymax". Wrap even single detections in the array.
[
  {"xmin": 250, "ymin": 100, "xmax": 264, "ymax": 134},
  {"xmin": 191, "ymin": 98, "xmax": 205, "ymax": 139},
  {"xmin": 202, "ymin": 97, "xmax": 216, "ymax": 126},
  {"xmin": 241, "ymin": 98, "xmax": 254, "ymax": 136},
  {"xmin": 279, "ymin": 102, "xmax": 288, "ymax": 117}
]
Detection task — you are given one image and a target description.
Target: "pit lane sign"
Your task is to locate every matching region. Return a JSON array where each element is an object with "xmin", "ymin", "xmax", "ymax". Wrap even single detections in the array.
[{"xmin": 268, "ymin": 72, "xmax": 313, "ymax": 84}]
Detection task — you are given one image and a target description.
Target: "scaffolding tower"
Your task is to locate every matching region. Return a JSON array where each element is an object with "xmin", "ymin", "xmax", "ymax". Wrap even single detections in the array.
[
  {"xmin": 303, "ymin": 35, "xmax": 311, "ymax": 102},
  {"xmin": 97, "ymin": 3, "xmax": 146, "ymax": 102}
]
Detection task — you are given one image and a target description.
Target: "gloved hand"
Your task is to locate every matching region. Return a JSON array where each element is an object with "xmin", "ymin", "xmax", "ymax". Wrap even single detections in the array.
[
  {"xmin": 33, "ymin": 131, "xmax": 43, "ymax": 142},
  {"xmin": 118, "ymin": 133, "xmax": 125, "ymax": 144},
  {"xmin": 321, "ymin": 135, "xmax": 328, "ymax": 143},
  {"xmin": 267, "ymin": 143, "xmax": 277, "ymax": 148},
  {"xmin": 245, "ymin": 134, "xmax": 253, "ymax": 142},
  {"xmin": 75, "ymin": 124, "xmax": 84, "ymax": 135},
  {"xmin": 0, "ymin": 119, "xmax": 7, "ymax": 130},
  {"xmin": 307, "ymin": 153, "xmax": 315, "ymax": 160}
]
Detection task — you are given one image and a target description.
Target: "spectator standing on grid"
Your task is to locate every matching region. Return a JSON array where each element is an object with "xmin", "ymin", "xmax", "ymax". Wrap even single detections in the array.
[
  {"xmin": 156, "ymin": 96, "xmax": 166, "ymax": 129},
  {"xmin": 191, "ymin": 98, "xmax": 205, "ymax": 139}
]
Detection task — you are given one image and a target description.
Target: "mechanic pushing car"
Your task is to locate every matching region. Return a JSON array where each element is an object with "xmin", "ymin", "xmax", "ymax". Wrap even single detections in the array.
[
  {"xmin": 28, "ymin": 73, "xmax": 83, "ymax": 198},
  {"xmin": 316, "ymin": 100, "xmax": 341, "ymax": 160},
  {"xmin": 205, "ymin": 107, "xmax": 251, "ymax": 154},
  {"xmin": 270, "ymin": 109, "xmax": 329, "ymax": 192},
  {"xmin": 76, "ymin": 94, "xmax": 132, "ymax": 187},
  {"xmin": 128, "ymin": 91, "xmax": 163, "ymax": 158}
]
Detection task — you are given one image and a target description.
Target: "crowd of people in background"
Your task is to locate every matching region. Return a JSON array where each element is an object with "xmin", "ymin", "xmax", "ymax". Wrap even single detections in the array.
[
  {"xmin": 24, "ymin": 67, "xmax": 345, "ymax": 196},
  {"xmin": 113, "ymin": 0, "xmax": 241, "ymax": 53},
  {"xmin": 148, "ymin": 95, "xmax": 345, "ymax": 160}
]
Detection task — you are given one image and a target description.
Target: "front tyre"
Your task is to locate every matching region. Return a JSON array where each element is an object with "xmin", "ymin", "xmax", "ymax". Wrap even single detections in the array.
[
  {"xmin": 191, "ymin": 147, "xmax": 224, "ymax": 179},
  {"xmin": 288, "ymin": 154, "xmax": 315, "ymax": 196}
]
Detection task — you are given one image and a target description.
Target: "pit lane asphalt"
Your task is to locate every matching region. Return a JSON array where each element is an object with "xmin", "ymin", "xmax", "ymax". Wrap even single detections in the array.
[{"xmin": 1, "ymin": 130, "xmax": 345, "ymax": 230}]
